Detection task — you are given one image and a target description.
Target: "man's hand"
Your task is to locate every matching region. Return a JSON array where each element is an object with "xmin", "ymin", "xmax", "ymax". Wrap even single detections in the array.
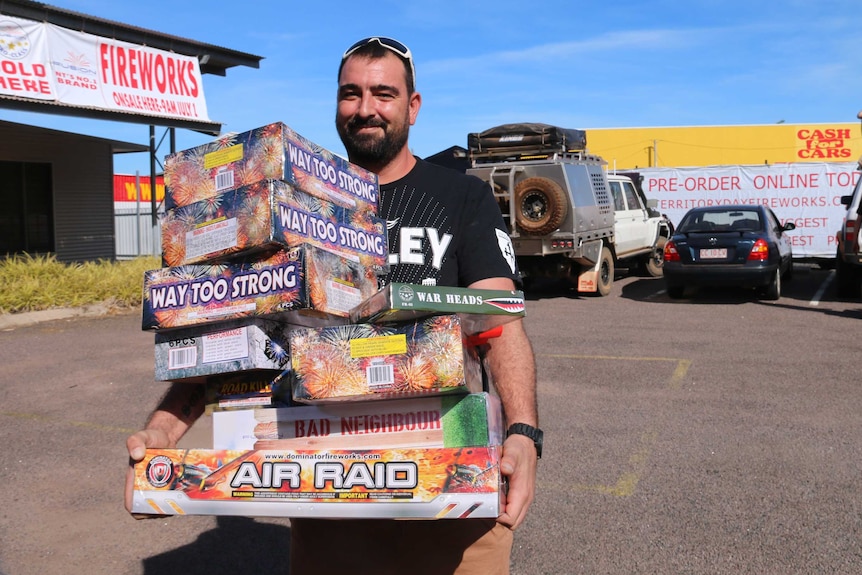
[
  {"xmin": 496, "ymin": 432, "xmax": 538, "ymax": 530},
  {"xmin": 124, "ymin": 383, "xmax": 205, "ymax": 515},
  {"xmin": 125, "ymin": 428, "xmax": 174, "ymax": 515}
]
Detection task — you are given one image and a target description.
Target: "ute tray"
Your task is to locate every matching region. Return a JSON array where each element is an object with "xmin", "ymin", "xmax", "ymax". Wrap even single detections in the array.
[{"xmin": 468, "ymin": 123, "xmax": 587, "ymax": 163}]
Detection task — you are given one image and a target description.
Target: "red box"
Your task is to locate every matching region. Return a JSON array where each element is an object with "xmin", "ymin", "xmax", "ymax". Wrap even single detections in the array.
[{"xmin": 131, "ymin": 446, "xmax": 501, "ymax": 519}]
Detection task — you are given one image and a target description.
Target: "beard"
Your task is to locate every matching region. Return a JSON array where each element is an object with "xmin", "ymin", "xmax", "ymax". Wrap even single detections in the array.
[{"xmin": 337, "ymin": 114, "xmax": 410, "ymax": 169}]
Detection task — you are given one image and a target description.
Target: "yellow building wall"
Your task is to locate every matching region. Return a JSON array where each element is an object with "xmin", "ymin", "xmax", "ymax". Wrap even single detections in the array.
[{"xmin": 586, "ymin": 123, "xmax": 862, "ymax": 170}]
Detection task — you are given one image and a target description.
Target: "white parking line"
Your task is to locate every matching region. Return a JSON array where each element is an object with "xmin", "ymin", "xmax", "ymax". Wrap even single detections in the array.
[{"xmin": 810, "ymin": 270, "xmax": 835, "ymax": 307}]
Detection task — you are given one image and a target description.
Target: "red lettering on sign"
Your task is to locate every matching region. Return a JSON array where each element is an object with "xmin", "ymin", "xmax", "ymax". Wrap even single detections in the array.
[{"xmin": 98, "ymin": 42, "xmax": 199, "ymax": 97}]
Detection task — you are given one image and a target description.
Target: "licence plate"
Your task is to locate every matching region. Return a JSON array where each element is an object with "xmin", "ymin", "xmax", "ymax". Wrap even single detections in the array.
[{"xmin": 700, "ymin": 248, "xmax": 727, "ymax": 259}]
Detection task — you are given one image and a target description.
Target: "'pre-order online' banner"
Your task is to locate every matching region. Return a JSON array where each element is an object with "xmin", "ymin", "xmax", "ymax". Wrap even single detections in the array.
[
  {"xmin": 639, "ymin": 162, "xmax": 862, "ymax": 258},
  {"xmin": 0, "ymin": 15, "xmax": 209, "ymax": 123}
]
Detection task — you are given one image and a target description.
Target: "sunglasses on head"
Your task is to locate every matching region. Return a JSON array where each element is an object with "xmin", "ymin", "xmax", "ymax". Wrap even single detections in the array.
[{"xmin": 342, "ymin": 36, "xmax": 415, "ymax": 87}]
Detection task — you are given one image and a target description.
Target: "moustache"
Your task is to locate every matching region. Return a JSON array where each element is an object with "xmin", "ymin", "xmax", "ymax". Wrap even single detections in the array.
[{"xmin": 347, "ymin": 117, "xmax": 387, "ymax": 131}]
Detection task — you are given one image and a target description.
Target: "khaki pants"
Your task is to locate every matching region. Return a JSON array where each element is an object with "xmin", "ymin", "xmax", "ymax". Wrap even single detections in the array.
[{"xmin": 289, "ymin": 518, "xmax": 513, "ymax": 575}]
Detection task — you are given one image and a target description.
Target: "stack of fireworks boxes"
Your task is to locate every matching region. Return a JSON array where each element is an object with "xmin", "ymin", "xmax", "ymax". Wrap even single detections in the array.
[{"xmin": 131, "ymin": 122, "xmax": 526, "ymax": 520}]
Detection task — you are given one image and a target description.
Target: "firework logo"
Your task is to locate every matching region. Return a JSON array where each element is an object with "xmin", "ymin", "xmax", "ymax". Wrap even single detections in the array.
[
  {"xmin": 0, "ymin": 20, "xmax": 30, "ymax": 59},
  {"xmin": 146, "ymin": 455, "xmax": 175, "ymax": 487},
  {"xmin": 55, "ymin": 50, "xmax": 97, "ymax": 76},
  {"xmin": 397, "ymin": 284, "xmax": 415, "ymax": 303}
]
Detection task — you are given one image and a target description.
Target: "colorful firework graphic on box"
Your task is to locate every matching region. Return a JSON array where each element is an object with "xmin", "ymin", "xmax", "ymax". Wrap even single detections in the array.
[
  {"xmin": 163, "ymin": 122, "xmax": 379, "ymax": 214},
  {"xmin": 289, "ymin": 315, "xmax": 484, "ymax": 403},
  {"xmin": 159, "ymin": 180, "xmax": 387, "ymax": 273}
]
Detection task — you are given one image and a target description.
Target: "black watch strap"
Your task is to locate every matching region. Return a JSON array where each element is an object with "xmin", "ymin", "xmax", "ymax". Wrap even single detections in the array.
[{"xmin": 507, "ymin": 423, "xmax": 543, "ymax": 458}]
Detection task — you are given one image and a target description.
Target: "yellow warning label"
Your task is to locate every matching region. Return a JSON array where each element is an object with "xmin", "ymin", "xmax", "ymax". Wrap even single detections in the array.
[
  {"xmin": 350, "ymin": 335, "xmax": 408, "ymax": 358},
  {"xmin": 204, "ymin": 144, "xmax": 244, "ymax": 169}
]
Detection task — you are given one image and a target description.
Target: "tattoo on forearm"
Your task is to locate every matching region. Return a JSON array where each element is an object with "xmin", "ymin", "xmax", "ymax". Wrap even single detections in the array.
[{"xmin": 181, "ymin": 385, "xmax": 205, "ymax": 420}]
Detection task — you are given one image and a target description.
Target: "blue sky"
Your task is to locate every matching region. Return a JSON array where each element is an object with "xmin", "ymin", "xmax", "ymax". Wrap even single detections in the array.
[{"xmin": 4, "ymin": 0, "xmax": 862, "ymax": 175}]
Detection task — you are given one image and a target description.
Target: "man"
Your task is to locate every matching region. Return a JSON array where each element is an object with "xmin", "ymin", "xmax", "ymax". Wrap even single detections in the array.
[{"xmin": 126, "ymin": 37, "xmax": 540, "ymax": 575}]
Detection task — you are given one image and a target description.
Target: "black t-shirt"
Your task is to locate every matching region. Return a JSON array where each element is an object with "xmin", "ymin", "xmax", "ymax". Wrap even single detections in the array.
[{"xmin": 378, "ymin": 158, "xmax": 518, "ymax": 288}]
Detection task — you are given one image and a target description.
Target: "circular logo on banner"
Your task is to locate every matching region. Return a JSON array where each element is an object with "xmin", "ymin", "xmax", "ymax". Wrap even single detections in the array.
[
  {"xmin": 0, "ymin": 21, "xmax": 31, "ymax": 59},
  {"xmin": 146, "ymin": 455, "xmax": 176, "ymax": 488},
  {"xmin": 397, "ymin": 284, "xmax": 415, "ymax": 303}
]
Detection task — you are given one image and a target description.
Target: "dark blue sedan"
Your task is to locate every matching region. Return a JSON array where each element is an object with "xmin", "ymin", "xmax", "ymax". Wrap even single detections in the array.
[{"xmin": 663, "ymin": 205, "xmax": 796, "ymax": 300}]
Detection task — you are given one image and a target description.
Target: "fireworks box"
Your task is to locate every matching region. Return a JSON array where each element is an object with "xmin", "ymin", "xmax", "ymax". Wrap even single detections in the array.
[
  {"xmin": 212, "ymin": 392, "xmax": 503, "ymax": 451},
  {"xmin": 142, "ymin": 245, "xmax": 374, "ymax": 331},
  {"xmin": 154, "ymin": 318, "xmax": 294, "ymax": 382},
  {"xmin": 350, "ymin": 283, "xmax": 526, "ymax": 335},
  {"xmin": 203, "ymin": 370, "xmax": 292, "ymax": 414},
  {"xmin": 130, "ymin": 446, "xmax": 501, "ymax": 519},
  {"xmin": 160, "ymin": 179, "xmax": 387, "ymax": 273},
  {"xmin": 289, "ymin": 314, "xmax": 483, "ymax": 404},
  {"xmin": 163, "ymin": 121, "xmax": 379, "ymax": 214}
]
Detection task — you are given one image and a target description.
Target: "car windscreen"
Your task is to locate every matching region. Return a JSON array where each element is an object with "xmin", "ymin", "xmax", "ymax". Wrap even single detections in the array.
[{"xmin": 677, "ymin": 209, "xmax": 763, "ymax": 233}]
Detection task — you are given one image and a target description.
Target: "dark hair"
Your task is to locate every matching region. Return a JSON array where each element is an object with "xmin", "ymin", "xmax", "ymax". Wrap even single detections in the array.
[{"xmin": 338, "ymin": 42, "xmax": 415, "ymax": 95}]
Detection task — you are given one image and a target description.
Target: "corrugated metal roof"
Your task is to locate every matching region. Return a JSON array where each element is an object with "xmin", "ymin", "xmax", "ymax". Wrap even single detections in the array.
[{"xmin": 0, "ymin": 118, "xmax": 148, "ymax": 152}]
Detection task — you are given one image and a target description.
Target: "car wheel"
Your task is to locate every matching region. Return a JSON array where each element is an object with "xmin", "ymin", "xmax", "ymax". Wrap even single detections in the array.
[
  {"xmin": 595, "ymin": 246, "xmax": 614, "ymax": 297},
  {"xmin": 643, "ymin": 237, "xmax": 667, "ymax": 278},
  {"xmin": 514, "ymin": 177, "xmax": 568, "ymax": 235},
  {"xmin": 667, "ymin": 284, "xmax": 685, "ymax": 299},
  {"xmin": 763, "ymin": 269, "xmax": 781, "ymax": 300}
]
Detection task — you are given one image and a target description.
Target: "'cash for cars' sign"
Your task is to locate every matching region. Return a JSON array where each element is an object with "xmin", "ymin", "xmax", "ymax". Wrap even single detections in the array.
[{"xmin": 0, "ymin": 15, "xmax": 209, "ymax": 123}]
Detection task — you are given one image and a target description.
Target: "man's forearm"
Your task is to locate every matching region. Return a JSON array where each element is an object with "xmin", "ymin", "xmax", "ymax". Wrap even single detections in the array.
[
  {"xmin": 145, "ymin": 382, "xmax": 206, "ymax": 447},
  {"xmin": 485, "ymin": 319, "xmax": 537, "ymax": 426}
]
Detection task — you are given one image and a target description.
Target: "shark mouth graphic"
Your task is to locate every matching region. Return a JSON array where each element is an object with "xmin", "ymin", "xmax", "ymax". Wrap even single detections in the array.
[{"xmin": 484, "ymin": 297, "xmax": 525, "ymax": 314}]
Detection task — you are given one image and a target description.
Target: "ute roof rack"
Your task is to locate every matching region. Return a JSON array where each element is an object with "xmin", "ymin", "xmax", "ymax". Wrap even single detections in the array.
[
  {"xmin": 467, "ymin": 122, "xmax": 592, "ymax": 164},
  {"xmin": 469, "ymin": 149, "xmax": 606, "ymax": 165}
]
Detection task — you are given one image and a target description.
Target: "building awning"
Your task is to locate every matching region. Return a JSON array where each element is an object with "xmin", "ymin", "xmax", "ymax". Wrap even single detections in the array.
[
  {"xmin": 0, "ymin": 92, "xmax": 224, "ymax": 134},
  {"xmin": 0, "ymin": 118, "xmax": 149, "ymax": 152}
]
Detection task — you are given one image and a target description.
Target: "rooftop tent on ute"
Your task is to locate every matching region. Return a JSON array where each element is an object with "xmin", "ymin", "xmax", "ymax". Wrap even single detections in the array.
[{"xmin": 467, "ymin": 123, "xmax": 588, "ymax": 159}]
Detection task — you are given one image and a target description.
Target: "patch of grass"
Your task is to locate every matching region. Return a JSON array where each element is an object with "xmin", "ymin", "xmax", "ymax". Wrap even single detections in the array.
[{"xmin": 0, "ymin": 254, "xmax": 159, "ymax": 314}]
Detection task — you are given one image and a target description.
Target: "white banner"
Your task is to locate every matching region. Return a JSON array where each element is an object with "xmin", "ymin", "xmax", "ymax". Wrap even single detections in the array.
[
  {"xmin": 637, "ymin": 163, "xmax": 862, "ymax": 258},
  {"xmin": 0, "ymin": 14, "xmax": 210, "ymax": 122},
  {"xmin": 0, "ymin": 15, "xmax": 54, "ymax": 100}
]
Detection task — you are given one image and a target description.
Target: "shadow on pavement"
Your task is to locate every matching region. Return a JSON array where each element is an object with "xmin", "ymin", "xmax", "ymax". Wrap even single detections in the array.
[{"xmin": 142, "ymin": 517, "xmax": 291, "ymax": 575}]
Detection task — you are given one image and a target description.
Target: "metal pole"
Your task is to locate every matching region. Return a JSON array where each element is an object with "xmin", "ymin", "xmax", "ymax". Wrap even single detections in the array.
[
  {"xmin": 135, "ymin": 171, "xmax": 141, "ymax": 256},
  {"xmin": 150, "ymin": 125, "xmax": 159, "ymax": 257},
  {"xmin": 149, "ymin": 125, "xmax": 157, "ymax": 226}
]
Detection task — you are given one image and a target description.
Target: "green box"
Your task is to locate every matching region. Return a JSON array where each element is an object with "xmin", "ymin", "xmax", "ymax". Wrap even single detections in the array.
[{"xmin": 350, "ymin": 283, "xmax": 526, "ymax": 334}]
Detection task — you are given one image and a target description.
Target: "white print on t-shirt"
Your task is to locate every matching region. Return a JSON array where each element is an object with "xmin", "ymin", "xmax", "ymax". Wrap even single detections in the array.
[
  {"xmin": 496, "ymin": 228, "xmax": 516, "ymax": 274},
  {"xmin": 387, "ymin": 226, "xmax": 453, "ymax": 269}
]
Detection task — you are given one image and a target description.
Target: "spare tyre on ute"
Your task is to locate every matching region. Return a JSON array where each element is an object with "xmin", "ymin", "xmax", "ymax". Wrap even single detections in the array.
[{"xmin": 514, "ymin": 176, "xmax": 568, "ymax": 235}]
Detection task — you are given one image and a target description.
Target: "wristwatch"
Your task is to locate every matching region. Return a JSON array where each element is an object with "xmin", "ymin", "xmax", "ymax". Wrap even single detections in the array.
[{"xmin": 507, "ymin": 423, "xmax": 543, "ymax": 458}]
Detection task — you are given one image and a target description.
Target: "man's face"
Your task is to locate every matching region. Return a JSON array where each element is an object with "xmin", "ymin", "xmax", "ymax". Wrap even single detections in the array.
[{"xmin": 336, "ymin": 52, "xmax": 419, "ymax": 169}]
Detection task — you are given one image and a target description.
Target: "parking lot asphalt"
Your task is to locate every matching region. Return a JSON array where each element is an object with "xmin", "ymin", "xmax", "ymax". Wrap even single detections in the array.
[{"xmin": 1, "ymin": 263, "xmax": 861, "ymax": 575}]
